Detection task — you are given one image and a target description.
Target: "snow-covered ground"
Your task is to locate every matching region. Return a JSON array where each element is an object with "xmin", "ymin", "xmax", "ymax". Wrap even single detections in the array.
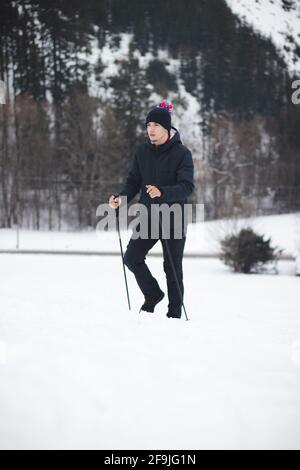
[
  {"xmin": 1, "ymin": 212, "xmax": 299, "ymax": 449},
  {"xmin": 0, "ymin": 250, "xmax": 300, "ymax": 449},
  {"xmin": 1, "ymin": 213, "xmax": 300, "ymax": 258}
]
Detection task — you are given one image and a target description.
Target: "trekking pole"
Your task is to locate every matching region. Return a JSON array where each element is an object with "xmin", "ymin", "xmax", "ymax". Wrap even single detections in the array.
[
  {"xmin": 152, "ymin": 196, "xmax": 189, "ymax": 321},
  {"xmin": 113, "ymin": 195, "xmax": 131, "ymax": 311}
]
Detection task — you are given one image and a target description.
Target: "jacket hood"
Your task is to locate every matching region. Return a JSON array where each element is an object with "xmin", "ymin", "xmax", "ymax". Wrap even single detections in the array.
[{"xmin": 146, "ymin": 126, "xmax": 182, "ymax": 153}]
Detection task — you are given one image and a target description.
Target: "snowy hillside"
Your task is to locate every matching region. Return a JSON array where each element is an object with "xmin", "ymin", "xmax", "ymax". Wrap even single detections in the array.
[
  {"xmin": 85, "ymin": 31, "xmax": 202, "ymax": 157},
  {"xmin": 225, "ymin": 0, "xmax": 300, "ymax": 74}
]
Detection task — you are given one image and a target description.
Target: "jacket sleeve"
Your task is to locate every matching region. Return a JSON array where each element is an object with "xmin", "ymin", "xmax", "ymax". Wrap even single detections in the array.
[
  {"xmin": 157, "ymin": 150, "xmax": 194, "ymax": 202},
  {"xmin": 118, "ymin": 151, "xmax": 142, "ymax": 204}
]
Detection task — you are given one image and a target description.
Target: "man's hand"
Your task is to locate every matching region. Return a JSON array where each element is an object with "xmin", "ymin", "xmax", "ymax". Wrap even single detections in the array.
[
  {"xmin": 108, "ymin": 194, "xmax": 122, "ymax": 209},
  {"xmin": 146, "ymin": 185, "xmax": 162, "ymax": 199}
]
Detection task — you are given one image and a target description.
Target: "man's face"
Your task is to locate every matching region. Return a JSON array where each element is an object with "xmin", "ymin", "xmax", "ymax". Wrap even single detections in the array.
[{"xmin": 147, "ymin": 121, "xmax": 168, "ymax": 144}]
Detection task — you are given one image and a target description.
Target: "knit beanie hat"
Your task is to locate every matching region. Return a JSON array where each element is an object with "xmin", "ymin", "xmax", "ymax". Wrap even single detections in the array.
[{"xmin": 146, "ymin": 100, "xmax": 173, "ymax": 133}]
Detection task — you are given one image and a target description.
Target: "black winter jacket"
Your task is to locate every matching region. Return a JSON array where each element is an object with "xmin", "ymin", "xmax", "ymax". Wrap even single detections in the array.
[{"xmin": 119, "ymin": 126, "xmax": 194, "ymax": 211}]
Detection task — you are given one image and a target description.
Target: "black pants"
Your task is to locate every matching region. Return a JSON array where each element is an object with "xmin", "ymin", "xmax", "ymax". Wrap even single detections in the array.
[{"xmin": 123, "ymin": 232, "xmax": 186, "ymax": 317}]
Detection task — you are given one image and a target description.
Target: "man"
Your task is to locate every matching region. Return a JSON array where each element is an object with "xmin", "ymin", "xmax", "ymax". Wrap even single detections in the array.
[{"xmin": 109, "ymin": 101, "xmax": 194, "ymax": 319}]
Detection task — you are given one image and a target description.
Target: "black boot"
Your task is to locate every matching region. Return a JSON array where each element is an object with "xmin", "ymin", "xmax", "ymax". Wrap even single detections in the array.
[
  {"xmin": 166, "ymin": 307, "xmax": 182, "ymax": 319},
  {"xmin": 139, "ymin": 290, "xmax": 165, "ymax": 313}
]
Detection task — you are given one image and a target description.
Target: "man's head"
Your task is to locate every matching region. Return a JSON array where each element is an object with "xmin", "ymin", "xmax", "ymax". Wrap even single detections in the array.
[
  {"xmin": 146, "ymin": 121, "xmax": 169, "ymax": 144},
  {"xmin": 146, "ymin": 101, "xmax": 173, "ymax": 145}
]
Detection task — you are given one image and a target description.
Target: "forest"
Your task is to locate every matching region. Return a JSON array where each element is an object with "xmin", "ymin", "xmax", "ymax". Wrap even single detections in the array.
[{"xmin": 0, "ymin": 0, "xmax": 299, "ymax": 229}]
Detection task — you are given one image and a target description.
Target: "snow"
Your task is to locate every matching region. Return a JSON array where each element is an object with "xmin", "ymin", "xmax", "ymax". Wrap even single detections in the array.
[
  {"xmin": 0, "ymin": 211, "xmax": 300, "ymax": 449},
  {"xmin": 225, "ymin": 0, "xmax": 300, "ymax": 74},
  {"xmin": 0, "ymin": 80, "xmax": 6, "ymax": 105},
  {"xmin": 0, "ymin": 252, "xmax": 299, "ymax": 450},
  {"xmin": 1, "ymin": 212, "xmax": 299, "ymax": 258}
]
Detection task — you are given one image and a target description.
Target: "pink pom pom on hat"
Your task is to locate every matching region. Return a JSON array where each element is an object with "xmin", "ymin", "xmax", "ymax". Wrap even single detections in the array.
[
  {"xmin": 145, "ymin": 100, "xmax": 173, "ymax": 132},
  {"xmin": 158, "ymin": 100, "xmax": 173, "ymax": 112}
]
